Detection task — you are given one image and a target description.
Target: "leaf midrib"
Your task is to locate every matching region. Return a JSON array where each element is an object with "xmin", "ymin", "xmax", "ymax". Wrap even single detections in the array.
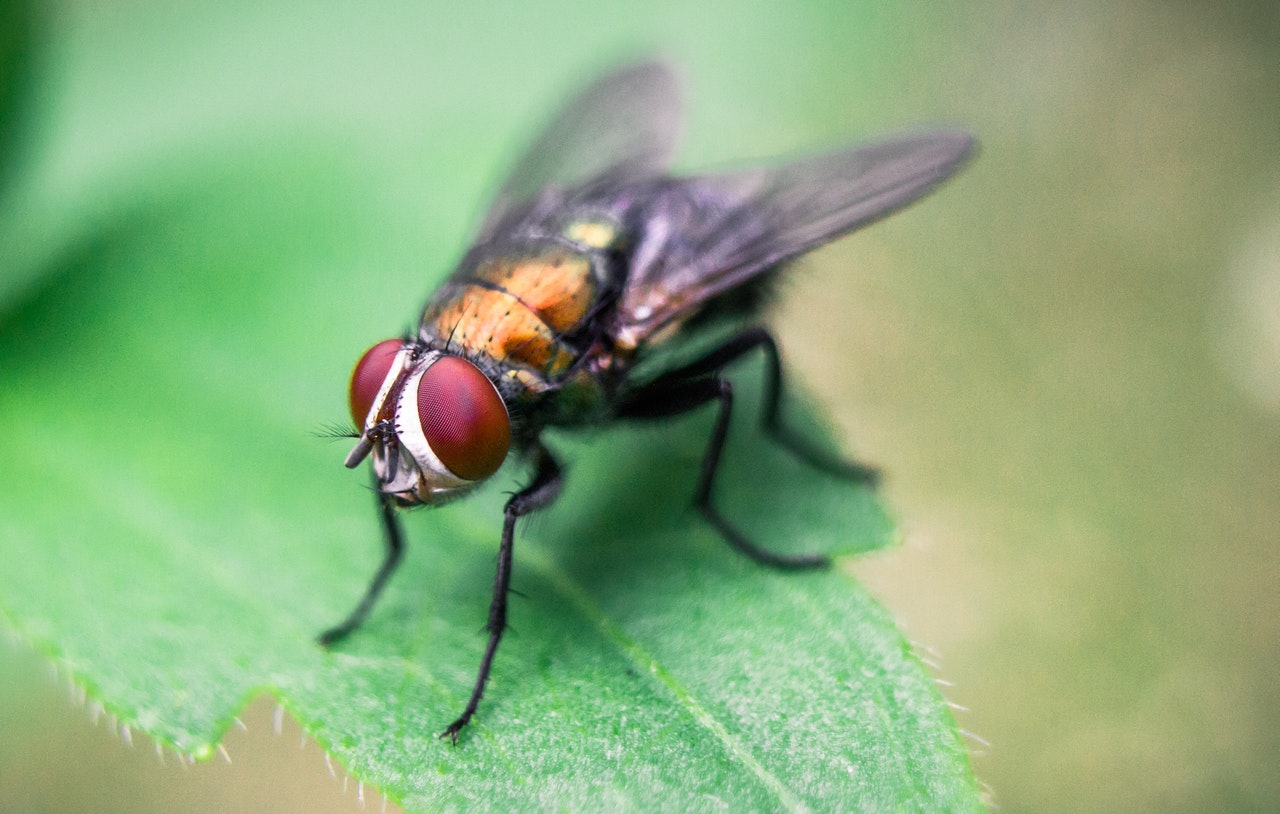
[{"xmin": 440, "ymin": 508, "xmax": 812, "ymax": 811}]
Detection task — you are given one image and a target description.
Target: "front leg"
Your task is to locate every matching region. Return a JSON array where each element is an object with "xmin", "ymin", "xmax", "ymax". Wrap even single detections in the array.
[
  {"xmin": 318, "ymin": 475, "xmax": 405, "ymax": 647},
  {"xmin": 441, "ymin": 442, "xmax": 563, "ymax": 744}
]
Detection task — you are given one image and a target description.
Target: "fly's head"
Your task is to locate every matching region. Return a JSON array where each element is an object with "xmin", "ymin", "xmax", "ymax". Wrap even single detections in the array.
[{"xmin": 344, "ymin": 339, "xmax": 511, "ymax": 505}]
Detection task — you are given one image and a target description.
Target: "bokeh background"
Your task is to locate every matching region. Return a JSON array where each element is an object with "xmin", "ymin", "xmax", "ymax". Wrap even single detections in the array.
[{"xmin": 2, "ymin": 1, "xmax": 1277, "ymax": 811}]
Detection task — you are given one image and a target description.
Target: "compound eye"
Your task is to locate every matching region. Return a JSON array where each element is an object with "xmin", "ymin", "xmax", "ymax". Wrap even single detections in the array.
[
  {"xmin": 348, "ymin": 339, "xmax": 404, "ymax": 427},
  {"xmin": 417, "ymin": 356, "xmax": 511, "ymax": 480}
]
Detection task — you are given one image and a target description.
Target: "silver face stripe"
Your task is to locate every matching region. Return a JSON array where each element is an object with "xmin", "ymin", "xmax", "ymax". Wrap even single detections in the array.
[
  {"xmin": 394, "ymin": 352, "xmax": 474, "ymax": 490},
  {"xmin": 361, "ymin": 345, "xmax": 413, "ymax": 432},
  {"xmin": 345, "ymin": 344, "xmax": 413, "ymax": 469}
]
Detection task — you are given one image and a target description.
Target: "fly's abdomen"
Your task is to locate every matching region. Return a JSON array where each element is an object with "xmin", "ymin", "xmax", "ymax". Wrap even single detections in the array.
[{"xmin": 421, "ymin": 246, "xmax": 598, "ymax": 378}]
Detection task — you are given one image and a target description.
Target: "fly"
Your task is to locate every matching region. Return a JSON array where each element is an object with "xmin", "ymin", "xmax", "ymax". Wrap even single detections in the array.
[{"xmin": 319, "ymin": 61, "xmax": 974, "ymax": 743}]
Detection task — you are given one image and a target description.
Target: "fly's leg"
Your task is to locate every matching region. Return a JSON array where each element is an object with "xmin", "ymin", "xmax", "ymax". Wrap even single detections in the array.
[
  {"xmin": 618, "ymin": 326, "xmax": 878, "ymax": 568},
  {"xmin": 641, "ymin": 326, "xmax": 879, "ymax": 483},
  {"xmin": 751, "ymin": 330, "xmax": 879, "ymax": 483},
  {"xmin": 441, "ymin": 443, "xmax": 563, "ymax": 744},
  {"xmin": 619, "ymin": 372, "xmax": 828, "ymax": 570},
  {"xmin": 318, "ymin": 479, "xmax": 405, "ymax": 647}
]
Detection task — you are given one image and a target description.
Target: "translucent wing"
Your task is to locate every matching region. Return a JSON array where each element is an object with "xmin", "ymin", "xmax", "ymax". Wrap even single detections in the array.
[
  {"xmin": 614, "ymin": 131, "xmax": 975, "ymax": 344},
  {"xmin": 474, "ymin": 60, "xmax": 683, "ymax": 243}
]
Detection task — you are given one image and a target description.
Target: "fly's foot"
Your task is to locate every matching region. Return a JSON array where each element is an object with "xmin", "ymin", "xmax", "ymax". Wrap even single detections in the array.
[
  {"xmin": 440, "ymin": 716, "xmax": 471, "ymax": 745},
  {"xmin": 767, "ymin": 423, "xmax": 881, "ymax": 484},
  {"xmin": 823, "ymin": 458, "xmax": 880, "ymax": 485},
  {"xmin": 316, "ymin": 625, "xmax": 349, "ymax": 648}
]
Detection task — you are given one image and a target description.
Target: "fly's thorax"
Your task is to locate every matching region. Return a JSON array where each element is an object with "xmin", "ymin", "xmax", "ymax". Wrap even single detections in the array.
[
  {"xmin": 419, "ymin": 242, "xmax": 606, "ymax": 379},
  {"xmin": 346, "ymin": 343, "xmax": 512, "ymax": 505}
]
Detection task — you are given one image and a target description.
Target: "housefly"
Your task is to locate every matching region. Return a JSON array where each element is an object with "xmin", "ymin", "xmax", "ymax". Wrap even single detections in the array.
[{"xmin": 320, "ymin": 61, "xmax": 974, "ymax": 743}]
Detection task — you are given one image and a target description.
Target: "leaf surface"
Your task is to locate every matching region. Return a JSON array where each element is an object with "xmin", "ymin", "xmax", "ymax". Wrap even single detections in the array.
[{"xmin": 0, "ymin": 11, "xmax": 979, "ymax": 805}]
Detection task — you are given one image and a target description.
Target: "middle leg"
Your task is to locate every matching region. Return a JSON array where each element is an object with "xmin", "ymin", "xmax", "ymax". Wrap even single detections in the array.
[{"xmin": 618, "ymin": 372, "xmax": 829, "ymax": 570}]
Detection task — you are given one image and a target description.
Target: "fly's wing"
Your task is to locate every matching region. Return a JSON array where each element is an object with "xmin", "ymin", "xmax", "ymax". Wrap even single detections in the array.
[
  {"xmin": 614, "ymin": 131, "xmax": 975, "ymax": 344},
  {"xmin": 473, "ymin": 60, "xmax": 683, "ymax": 244}
]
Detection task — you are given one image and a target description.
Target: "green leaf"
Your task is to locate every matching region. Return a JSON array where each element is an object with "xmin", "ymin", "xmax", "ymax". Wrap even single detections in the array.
[
  {"xmin": 0, "ymin": 141, "xmax": 979, "ymax": 810},
  {"xmin": 0, "ymin": 0, "xmax": 37, "ymax": 189},
  {"xmin": 0, "ymin": 0, "xmax": 46, "ymax": 309},
  {"xmin": 0, "ymin": 1, "xmax": 980, "ymax": 801}
]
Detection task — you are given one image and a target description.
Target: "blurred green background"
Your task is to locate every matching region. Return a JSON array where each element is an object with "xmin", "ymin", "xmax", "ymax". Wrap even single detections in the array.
[{"xmin": 1, "ymin": 0, "xmax": 1277, "ymax": 811}]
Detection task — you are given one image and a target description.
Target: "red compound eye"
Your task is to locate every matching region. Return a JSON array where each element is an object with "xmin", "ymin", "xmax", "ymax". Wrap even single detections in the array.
[
  {"xmin": 417, "ymin": 356, "xmax": 511, "ymax": 480},
  {"xmin": 348, "ymin": 339, "xmax": 404, "ymax": 426}
]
